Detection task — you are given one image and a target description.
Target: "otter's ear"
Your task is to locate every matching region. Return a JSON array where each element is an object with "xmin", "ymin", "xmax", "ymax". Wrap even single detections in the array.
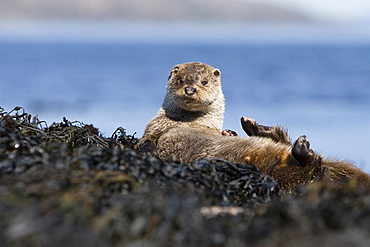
[
  {"xmin": 168, "ymin": 65, "xmax": 180, "ymax": 80},
  {"xmin": 213, "ymin": 69, "xmax": 221, "ymax": 77}
]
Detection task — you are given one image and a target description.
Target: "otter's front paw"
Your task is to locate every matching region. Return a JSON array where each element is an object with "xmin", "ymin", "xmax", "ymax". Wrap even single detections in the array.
[
  {"xmin": 138, "ymin": 140, "xmax": 156, "ymax": 153},
  {"xmin": 292, "ymin": 135, "xmax": 316, "ymax": 166},
  {"xmin": 222, "ymin": 129, "xmax": 238, "ymax": 136}
]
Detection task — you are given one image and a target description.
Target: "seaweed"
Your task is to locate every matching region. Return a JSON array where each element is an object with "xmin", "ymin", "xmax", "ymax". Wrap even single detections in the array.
[
  {"xmin": 0, "ymin": 106, "xmax": 369, "ymax": 247},
  {"xmin": 0, "ymin": 107, "xmax": 279, "ymax": 204}
]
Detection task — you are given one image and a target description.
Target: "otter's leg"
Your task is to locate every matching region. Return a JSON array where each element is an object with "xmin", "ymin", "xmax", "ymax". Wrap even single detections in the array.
[
  {"xmin": 221, "ymin": 129, "xmax": 238, "ymax": 136},
  {"xmin": 241, "ymin": 116, "xmax": 291, "ymax": 145},
  {"xmin": 292, "ymin": 135, "xmax": 322, "ymax": 167}
]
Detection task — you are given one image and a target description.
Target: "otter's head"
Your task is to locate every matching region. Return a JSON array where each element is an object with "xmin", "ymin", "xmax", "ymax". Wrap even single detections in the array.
[{"xmin": 166, "ymin": 62, "xmax": 223, "ymax": 112}]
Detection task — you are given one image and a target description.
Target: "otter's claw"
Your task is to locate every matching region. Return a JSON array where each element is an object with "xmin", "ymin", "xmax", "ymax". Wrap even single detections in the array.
[{"xmin": 222, "ymin": 129, "xmax": 238, "ymax": 136}]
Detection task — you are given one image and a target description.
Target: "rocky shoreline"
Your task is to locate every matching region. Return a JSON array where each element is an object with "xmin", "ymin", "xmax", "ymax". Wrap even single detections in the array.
[{"xmin": 1, "ymin": 107, "xmax": 369, "ymax": 247}]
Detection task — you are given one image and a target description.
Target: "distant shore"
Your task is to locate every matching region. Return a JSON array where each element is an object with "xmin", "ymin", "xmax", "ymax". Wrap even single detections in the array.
[
  {"xmin": 0, "ymin": 0, "xmax": 312, "ymax": 22},
  {"xmin": 1, "ymin": 21, "xmax": 370, "ymax": 45}
]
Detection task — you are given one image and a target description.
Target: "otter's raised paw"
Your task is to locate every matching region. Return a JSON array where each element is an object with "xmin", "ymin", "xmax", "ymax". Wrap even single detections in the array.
[
  {"xmin": 222, "ymin": 129, "xmax": 238, "ymax": 136},
  {"xmin": 241, "ymin": 116, "xmax": 291, "ymax": 144},
  {"xmin": 292, "ymin": 135, "xmax": 317, "ymax": 166},
  {"xmin": 241, "ymin": 116, "xmax": 272, "ymax": 137}
]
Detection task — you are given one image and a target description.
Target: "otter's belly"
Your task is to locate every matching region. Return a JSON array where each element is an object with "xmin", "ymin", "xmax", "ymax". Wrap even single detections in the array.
[
  {"xmin": 156, "ymin": 127, "xmax": 221, "ymax": 163},
  {"xmin": 156, "ymin": 127, "xmax": 294, "ymax": 169}
]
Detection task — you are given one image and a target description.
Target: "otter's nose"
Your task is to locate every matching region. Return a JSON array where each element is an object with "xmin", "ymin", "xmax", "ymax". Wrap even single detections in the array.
[{"xmin": 184, "ymin": 87, "xmax": 196, "ymax": 95}]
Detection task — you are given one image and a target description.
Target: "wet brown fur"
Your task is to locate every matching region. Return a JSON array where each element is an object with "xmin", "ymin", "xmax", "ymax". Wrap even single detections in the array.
[{"xmin": 140, "ymin": 62, "xmax": 370, "ymax": 191}]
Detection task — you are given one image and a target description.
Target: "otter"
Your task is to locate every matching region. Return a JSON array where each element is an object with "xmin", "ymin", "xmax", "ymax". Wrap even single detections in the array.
[
  {"xmin": 140, "ymin": 62, "xmax": 370, "ymax": 190},
  {"xmin": 139, "ymin": 62, "xmax": 224, "ymax": 152}
]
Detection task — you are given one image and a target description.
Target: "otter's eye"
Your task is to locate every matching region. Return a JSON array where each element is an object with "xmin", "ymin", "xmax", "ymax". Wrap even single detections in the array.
[
  {"xmin": 178, "ymin": 79, "xmax": 184, "ymax": 84},
  {"xmin": 201, "ymin": 81, "xmax": 208, "ymax": 85}
]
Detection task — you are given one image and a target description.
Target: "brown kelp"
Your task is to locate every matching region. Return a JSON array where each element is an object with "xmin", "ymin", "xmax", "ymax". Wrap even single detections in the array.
[{"xmin": 0, "ymin": 106, "xmax": 369, "ymax": 247}]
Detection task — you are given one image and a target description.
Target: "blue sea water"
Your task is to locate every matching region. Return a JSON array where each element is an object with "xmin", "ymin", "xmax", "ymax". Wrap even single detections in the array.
[{"xmin": 0, "ymin": 22, "xmax": 369, "ymax": 172}]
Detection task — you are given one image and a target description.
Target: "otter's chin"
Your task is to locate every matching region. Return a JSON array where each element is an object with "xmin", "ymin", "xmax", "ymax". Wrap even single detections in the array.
[{"xmin": 178, "ymin": 100, "xmax": 211, "ymax": 112}]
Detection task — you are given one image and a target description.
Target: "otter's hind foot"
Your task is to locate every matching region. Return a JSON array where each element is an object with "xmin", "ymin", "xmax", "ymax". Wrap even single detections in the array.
[
  {"xmin": 292, "ymin": 135, "xmax": 321, "ymax": 166},
  {"xmin": 241, "ymin": 116, "xmax": 291, "ymax": 144},
  {"xmin": 241, "ymin": 117, "xmax": 270, "ymax": 136}
]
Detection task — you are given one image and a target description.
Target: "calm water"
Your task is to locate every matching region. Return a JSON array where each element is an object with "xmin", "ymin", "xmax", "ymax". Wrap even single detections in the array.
[{"xmin": 0, "ymin": 23, "xmax": 369, "ymax": 172}]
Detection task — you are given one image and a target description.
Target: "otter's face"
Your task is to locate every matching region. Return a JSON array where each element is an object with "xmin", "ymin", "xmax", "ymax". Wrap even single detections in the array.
[{"xmin": 167, "ymin": 62, "xmax": 222, "ymax": 112}]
